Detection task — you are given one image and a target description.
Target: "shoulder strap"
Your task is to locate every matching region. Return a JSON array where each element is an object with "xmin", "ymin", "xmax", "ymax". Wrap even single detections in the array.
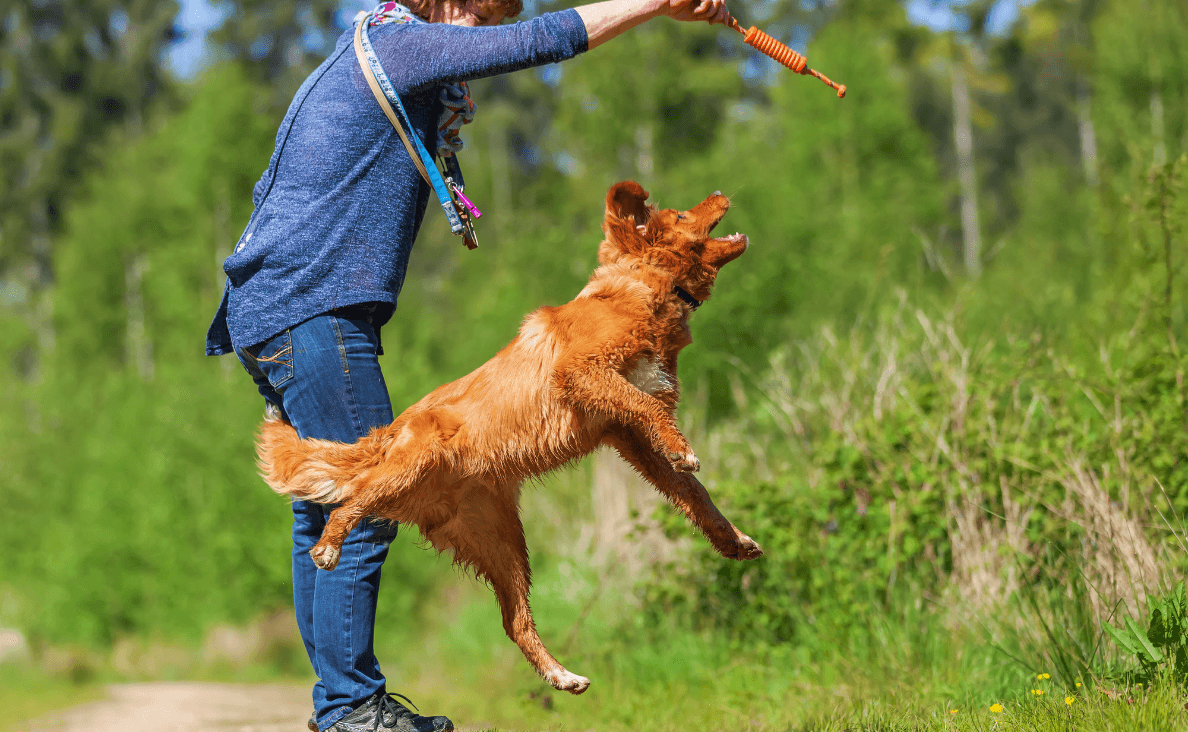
[{"xmin": 353, "ymin": 17, "xmax": 473, "ymax": 243}]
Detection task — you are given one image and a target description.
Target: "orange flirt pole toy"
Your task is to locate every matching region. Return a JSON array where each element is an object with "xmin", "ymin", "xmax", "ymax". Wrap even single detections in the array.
[{"xmin": 726, "ymin": 17, "xmax": 846, "ymax": 98}]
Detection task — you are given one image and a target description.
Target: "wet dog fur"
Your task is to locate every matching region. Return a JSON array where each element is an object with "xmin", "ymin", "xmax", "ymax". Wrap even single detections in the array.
[{"xmin": 256, "ymin": 181, "xmax": 762, "ymax": 694}]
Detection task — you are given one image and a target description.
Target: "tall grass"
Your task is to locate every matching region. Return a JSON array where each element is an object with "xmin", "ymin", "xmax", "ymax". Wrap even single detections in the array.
[{"xmin": 640, "ymin": 293, "xmax": 1188, "ymax": 700}]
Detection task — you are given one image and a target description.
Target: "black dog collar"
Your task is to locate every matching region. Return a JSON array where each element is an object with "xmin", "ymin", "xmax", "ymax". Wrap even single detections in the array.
[{"xmin": 673, "ymin": 285, "xmax": 701, "ymax": 310}]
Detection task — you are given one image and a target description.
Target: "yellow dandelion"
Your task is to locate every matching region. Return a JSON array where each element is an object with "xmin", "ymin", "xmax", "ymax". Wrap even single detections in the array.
[
  {"xmin": 950, "ymin": 709, "xmax": 958, "ymax": 715},
  {"xmin": 1075, "ymin": 682, "xmax": 1082, "ymax": 688},
  {"xmin": 1065, "ymin": 696, "xmax": 1074, "ymax": 706},
  {"xmin": 1041, "ymin": 673, "xmax": 1050, "ymax": 680},
  {"xmin": 989, "ymin": 703, "xmax": 1004, "ymax": 714},
  {"xmin": 1031, "ymin": 689, "xmax": 1045, "ymax": 696}
]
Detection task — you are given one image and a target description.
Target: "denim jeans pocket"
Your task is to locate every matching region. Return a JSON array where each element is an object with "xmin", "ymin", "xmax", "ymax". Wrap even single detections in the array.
[{"xmin": 243, "ymin": 330, "xmax": 295, "ymax": 389}]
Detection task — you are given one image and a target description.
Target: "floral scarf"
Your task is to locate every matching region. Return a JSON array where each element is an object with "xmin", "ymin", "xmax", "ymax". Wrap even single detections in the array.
[{"xmin": 357, "ymin": 1, "xmax": 476, "ymax": 158}]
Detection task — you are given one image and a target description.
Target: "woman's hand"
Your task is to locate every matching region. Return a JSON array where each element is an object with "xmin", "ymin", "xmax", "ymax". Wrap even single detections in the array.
[{"xmin": 660, "ymin": 0, "xmax": 730, "ymax": 26}]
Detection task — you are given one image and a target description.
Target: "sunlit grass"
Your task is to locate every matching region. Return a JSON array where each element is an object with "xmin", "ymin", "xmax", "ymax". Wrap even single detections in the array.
[
  {"xmin": 0, "ymin": 665, "xmax": 102, "ymax": 732},
  {"xmin": 363, "ymin": 560, "xmax": 1188, "ymax": 731}
]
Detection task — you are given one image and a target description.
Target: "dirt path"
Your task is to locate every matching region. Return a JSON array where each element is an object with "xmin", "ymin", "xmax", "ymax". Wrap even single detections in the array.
[
  {"xmin": 24, "ymin": 682, "xmax": 312, "ymax": 732},
  {"xmin": 22, "ymin": 683, "xmax": 495, "ymax": 732}
]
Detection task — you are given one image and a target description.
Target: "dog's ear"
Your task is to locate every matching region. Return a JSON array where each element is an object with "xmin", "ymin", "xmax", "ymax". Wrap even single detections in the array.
[
  {"xmin": 605, "ymin": 181, "xmax": 650, "ymax": 227},
  {"xmin": 600, "ymin": 181, "xmax": 652, "ymax": 264}
]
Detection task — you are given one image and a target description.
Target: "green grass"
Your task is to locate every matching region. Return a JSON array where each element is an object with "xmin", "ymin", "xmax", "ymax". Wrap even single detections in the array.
[
  {"xmin": 390, "ymin": 660, "xmax": 1188, "ymax": 731},
  {"xmin": 382, "ymin": 658, "xmax": 1188, "ymax": 731},
  {"xmin": 4, "ymin": 567, "xmax": 1187, "ymax": 732},
  {"xmin": 0, "ymin": 665, "xmax": 103, "ymax": 732}
]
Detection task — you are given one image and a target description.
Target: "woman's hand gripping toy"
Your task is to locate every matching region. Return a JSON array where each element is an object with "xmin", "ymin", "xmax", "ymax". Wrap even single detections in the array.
[{"xmin": 726, "ymin": 15, "xmax": 846, "ymax": 98}]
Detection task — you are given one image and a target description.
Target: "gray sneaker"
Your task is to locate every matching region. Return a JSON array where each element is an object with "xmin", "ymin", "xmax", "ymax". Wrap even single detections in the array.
[{"xmin": 321, "ymin": 692, "xmax": 454, "ymax": 732}]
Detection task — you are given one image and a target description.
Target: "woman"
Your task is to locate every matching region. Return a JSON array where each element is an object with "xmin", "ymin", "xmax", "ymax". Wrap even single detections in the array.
[{"xmin": 206, "ymin": 0, "xmax": 728, "ymax": 729}]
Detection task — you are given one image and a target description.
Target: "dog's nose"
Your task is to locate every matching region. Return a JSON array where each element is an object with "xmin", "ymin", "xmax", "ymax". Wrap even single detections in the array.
[{"xmin": 714, "ymin": 190, "xmax": 722, "ymax": 196}]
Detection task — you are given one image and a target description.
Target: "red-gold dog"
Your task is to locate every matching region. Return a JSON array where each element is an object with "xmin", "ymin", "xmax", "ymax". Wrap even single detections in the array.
[{"xmin": 256, "ymin": 181, "xmax": 762, "ymax": 694}]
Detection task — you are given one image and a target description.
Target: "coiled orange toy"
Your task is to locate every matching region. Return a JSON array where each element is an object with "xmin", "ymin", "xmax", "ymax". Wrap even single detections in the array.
[{"xmin": 727, "ymin": 17, "xmax": 846, "ymax": 98}]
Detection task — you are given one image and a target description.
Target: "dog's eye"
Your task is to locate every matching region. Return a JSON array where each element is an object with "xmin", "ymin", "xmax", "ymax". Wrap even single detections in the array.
[{"xmin": 676, "ymin": 214, "xmax": 685, "ymax": 220}]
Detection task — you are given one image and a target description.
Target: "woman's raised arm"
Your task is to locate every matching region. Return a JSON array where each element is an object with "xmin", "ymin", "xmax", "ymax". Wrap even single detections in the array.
[{"xmin": 576, "ymin": 0, "xmax": 730, "ymax": 50}]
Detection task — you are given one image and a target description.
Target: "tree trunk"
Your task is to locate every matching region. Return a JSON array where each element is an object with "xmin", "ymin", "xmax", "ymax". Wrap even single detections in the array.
[
  {"xmin": 125, "ymin": 253, "xmax": 153, "ymax": 381},
  {"xmin": 1077, "ymin": 76, "xmax": 1099, "ymax": 186},
  {"xmin": 1150, "ymin": 85, "xmax": 1166, "ymax": 166},
  {"xmin": 487, "ymin": 124, "xmax": 512, "ymax": 237},
  {"xmin": 951, "ymin": 64, "xmax": 982, "ymax": 277}
]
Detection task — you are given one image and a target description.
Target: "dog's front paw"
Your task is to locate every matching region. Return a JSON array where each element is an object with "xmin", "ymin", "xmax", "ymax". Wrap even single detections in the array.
[
  {"xmin": 310, "ymin": 544, "xmax": 341, "ymax": 571},
  {"xmin": 715, "ymin": 531, "xmax": 763, "ymax": 560},
  {"xmin": 666, "ymin": 451, "xmax": 700, "ymax": 473},
  {"xmin": 544, "ymin": 667, "xmax": 591, "ymax": 695},
  {"xmin": 732, "ymin": 533, "xmax": 763, "ymax": 560}
]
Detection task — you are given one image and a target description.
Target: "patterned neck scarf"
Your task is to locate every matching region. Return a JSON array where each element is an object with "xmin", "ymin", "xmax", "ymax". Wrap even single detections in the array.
[{"xmin": 358, "ymin": 1, "xmax": 476, "ymax": 158}]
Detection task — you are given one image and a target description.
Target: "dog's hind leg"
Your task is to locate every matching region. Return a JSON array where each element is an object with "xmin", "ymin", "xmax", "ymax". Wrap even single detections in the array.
[
  {"xmin": 307, "ymin": 503, "xmax": 368, "ymax": 570},
  {"xmin": 306, "ymin": 411, "xmax": 458, "ymax": 570},
  {"xmin": 603, "ymin": 426, "xmax": 763, "ymax": 561},
  {"xmin": 433, "ymin": 483, "xmax": 591, "ymax": 695}
]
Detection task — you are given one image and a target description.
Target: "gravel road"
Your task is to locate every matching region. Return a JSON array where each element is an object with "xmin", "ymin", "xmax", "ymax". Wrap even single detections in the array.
[{"xmin": 23, "ymin": 682, "xmax": 312, "ymax": 732}]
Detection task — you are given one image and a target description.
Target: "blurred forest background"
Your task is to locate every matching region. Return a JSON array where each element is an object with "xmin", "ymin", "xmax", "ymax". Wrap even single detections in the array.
[{"xmin": 2, "ymin": 0, "xmax": 1188, "ymax": 728}]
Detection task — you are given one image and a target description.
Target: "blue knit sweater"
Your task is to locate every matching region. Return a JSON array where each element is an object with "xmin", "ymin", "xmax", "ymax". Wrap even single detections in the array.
[{"xmin": 205, "ymin": 10, "xmax": 588, "ymax": 356}]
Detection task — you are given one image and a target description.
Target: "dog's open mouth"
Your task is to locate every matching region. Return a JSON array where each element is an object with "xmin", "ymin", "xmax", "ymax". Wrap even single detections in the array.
[{"xmin": 713, "ymin": 232, "xmax": 748, "ymax": 245}]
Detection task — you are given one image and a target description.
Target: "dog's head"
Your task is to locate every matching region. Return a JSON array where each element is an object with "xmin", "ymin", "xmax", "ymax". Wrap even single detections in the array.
[{"xmin": 599, "ymin": 181, "xmax": 748, "ymax": 305}]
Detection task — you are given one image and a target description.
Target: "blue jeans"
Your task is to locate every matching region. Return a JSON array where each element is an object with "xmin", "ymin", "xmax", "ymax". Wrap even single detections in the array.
[{"xmin": 236, "ymin": 307, "xmax": 397, "ymax": 731}]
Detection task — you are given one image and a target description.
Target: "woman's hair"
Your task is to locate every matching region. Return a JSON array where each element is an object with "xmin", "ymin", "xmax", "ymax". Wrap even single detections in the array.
[{"xmin": 405, "ymin": 0, "xmax": 525, "ymax": 22}]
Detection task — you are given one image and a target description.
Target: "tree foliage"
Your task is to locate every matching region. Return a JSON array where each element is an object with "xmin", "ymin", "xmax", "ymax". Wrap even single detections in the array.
[{"xmin": 2, "ymin": 0, "xmax": 1187, "ymax": 656}]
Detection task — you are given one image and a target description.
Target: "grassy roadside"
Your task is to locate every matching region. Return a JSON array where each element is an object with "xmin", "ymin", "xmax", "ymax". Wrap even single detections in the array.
[
  {"xmin": 396, "ymin": 664, "xmax": 1188, "ymax": 731},
  {"xmin": 381, "ymin": 655, "xmax": 1188, "ymax": 731},
  {"xmin": 359, "ymin": 566, "xmax": 1188, "ymax": 732},
  {"xmin": 5, "ymin": 582, "xmax": 1187, "ymax": 732},
  {"xmin": 5, "ymin": 661, "xmax": 1185, "ymax": 732},
  {"xmin": 0, "ymin": 665, "xmax": 103, "ymax": 732}
]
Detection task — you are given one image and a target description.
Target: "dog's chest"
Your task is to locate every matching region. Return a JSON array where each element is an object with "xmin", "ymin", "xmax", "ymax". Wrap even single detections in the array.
[{"xmin": 626, "ymin": 357, "xmax": 674, "ymax": 396}]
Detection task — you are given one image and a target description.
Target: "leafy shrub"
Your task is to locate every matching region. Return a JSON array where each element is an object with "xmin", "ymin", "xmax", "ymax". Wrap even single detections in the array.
[
  {"xmin": 644, "ymin": 295, "xmax": 1188, "ymax": 682},
  {"xmin": 1106, "ymin": 582, "xmax": 1188, "ymax": 684}
]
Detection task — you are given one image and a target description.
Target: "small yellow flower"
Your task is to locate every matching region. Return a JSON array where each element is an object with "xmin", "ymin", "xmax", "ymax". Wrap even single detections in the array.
[
  {"xmin": 1136, "ymin": 682, "xmax": 1143, "ymax": 687},
  {"xmin": 1042, "ymin": 673, "xmax": 1050, "ymax": 680},
  {"xmin": 989, "ymin": 703, "xmax": 1004, "ymax": 714},
  {"xmin": 950, "ymin": 708, "xmax": 958, "ymax": 715},
  {"xmin": 1075, "ymin": 682, "xmax": 1082, "ymax": 688},
  {"xmin": 1031, "ymin": 689, "xmax": 1045, "ymax": 696},
  {"xmin": 1065, "ymin": 696, "xmax": 1074, "ymax": 705}
]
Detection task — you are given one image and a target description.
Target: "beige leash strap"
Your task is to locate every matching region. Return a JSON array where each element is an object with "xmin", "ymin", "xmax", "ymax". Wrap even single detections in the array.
[{"xmin": 353, "ymin": 19, "xmax": 434, "ymax": 187}]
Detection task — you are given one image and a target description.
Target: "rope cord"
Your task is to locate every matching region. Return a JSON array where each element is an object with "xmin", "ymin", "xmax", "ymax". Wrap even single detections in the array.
[{"xmin": 727, "ymin": 17, "xmax": 846, "ymax": 98}]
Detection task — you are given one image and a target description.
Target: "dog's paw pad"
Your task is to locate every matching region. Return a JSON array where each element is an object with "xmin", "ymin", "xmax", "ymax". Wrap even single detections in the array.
[
  {"xmin": 544, "ymin": 668, "xmax": 591, "ymax": 695},
  {"xmin": 310, "ymin": 545, "xmax": 341, "ymax": 571},
  {"xmin": 669, "ymin": 452, "xmax": 700, "ymax": 473}
]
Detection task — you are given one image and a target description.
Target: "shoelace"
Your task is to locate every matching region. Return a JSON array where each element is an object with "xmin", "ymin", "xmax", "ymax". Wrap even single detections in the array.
[{"xmin": 374, "ymin": 692, "xmax": 424, "ymax": 731}]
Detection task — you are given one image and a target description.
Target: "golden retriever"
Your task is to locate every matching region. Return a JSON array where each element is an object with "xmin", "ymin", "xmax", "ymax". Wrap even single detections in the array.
[{"xmin": 256, "ymin": 181, "xmax": 762, "ymax": 694}]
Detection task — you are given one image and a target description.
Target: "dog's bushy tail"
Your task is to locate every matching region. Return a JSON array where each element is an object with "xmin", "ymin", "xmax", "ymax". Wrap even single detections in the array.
[{"xmin": 256, "ymin": 412, "xmax": 365, "ymax": 504}]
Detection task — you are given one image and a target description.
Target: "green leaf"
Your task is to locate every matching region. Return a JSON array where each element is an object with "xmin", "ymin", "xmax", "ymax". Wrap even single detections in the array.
[
  {"xmin": 1148, "ymin": 607, "xmax": 1167, "ymax": 646},
  {"xmin": 1125, "ymin": 617, "xmax": 1164, "ymax": 663},
  {"xmin": 1105, "ymin": 622, "xmax": 1141, "ymax": 655}
]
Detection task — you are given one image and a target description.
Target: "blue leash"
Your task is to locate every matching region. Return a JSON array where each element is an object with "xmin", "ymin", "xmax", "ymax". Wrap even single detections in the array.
[{"xmin": 355, "ymin": 14, "xmax": 478, "ymax": 247}]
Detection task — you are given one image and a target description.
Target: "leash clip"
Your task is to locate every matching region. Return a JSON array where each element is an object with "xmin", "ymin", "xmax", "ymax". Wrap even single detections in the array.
[
  {"xmin": 446, "ymin": 177, "xmax": 479, "ymax": 250},
  {"xmin": 447, "ymin": 179, "xmax": 482, "ymax": 220}
]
